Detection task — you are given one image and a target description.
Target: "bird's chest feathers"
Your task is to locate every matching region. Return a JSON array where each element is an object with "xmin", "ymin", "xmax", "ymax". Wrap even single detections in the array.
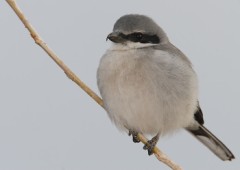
[
  {"xmin": 100, "ymin": 49, "xmax": 176, "ymax": 86},
  {"xmin": 102, "ymin": 50, "xmax": 149, "ymax": 88}
]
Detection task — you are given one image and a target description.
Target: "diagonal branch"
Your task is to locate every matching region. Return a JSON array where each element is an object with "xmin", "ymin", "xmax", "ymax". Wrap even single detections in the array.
[{"xmin": 5, "ymin": 0, "xmax": 182, "ymax": 170}]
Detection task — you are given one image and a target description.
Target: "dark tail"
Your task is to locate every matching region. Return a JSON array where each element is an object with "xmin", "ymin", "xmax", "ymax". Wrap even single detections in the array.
[{"xmin": 188, "ymin": 125, "xmax": 235, "ymax": 161}]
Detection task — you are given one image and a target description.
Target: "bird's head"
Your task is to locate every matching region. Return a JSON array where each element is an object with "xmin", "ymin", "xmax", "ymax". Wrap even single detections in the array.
[{"xmin": 107, "ymin": 14, "xmax": 169, "ymax": 50}]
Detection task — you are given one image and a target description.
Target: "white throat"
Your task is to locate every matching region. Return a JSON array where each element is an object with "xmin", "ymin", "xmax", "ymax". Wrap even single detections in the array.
[{"xmin": 109, "ymin": 42, "xmax": 157, "ymax": 51}]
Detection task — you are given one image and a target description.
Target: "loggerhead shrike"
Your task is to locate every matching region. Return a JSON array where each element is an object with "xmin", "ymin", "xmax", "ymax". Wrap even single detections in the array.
[{"xmin": 97, "ymin": 14, "xmax": 235, "ymax": 160}]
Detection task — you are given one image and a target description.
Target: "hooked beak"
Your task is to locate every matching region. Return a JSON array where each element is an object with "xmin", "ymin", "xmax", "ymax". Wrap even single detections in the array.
[{"xmin": 106, "ymin": 32, "xmax": 126, "ymax": 43}]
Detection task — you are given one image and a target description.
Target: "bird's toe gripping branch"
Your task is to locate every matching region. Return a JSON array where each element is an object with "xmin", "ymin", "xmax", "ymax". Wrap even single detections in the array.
[
  {"xmin": 143, "ymin": 134, "xmax": 160, "ymax": 155},
  {"xmin": 128, "ymin": 130, "xmax": 140, "ymax": 143}
]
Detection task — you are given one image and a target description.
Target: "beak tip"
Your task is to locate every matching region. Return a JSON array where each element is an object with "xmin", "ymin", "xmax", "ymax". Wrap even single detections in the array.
[
  {"xmin": 106, "ymin": 36, "xmax": 109, "ymax": 41},
  {"xmin": 106, "ymin": 32, "xmax": 123, "ymax": 43},
  {"xmin": 106, "ymin": 33, "xmax": 113, "ymax": 42}
]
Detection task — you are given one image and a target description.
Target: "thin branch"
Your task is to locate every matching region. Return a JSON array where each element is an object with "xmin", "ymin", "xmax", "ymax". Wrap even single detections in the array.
[
  {"xmin": 6, "ymin": 0, "xmax": 103, "ymax": 107},
  {"xmin": 6, "ymin": 0, "xmax": 182, "ymax": 169}
]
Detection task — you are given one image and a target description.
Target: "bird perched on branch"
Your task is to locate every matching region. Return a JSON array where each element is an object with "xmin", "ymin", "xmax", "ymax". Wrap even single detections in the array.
[{"xmin": 97, "ymin": 14, "xmax": 234, "ymax": 161}]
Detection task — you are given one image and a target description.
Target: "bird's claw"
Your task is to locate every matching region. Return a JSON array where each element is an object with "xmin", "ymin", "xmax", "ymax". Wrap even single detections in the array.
[
  {"xmin": 128, "ymin": 130, "xmax": 140, "ymax": 143},
  {"xmin": 143, "ymin": 135, "xmax": 159, "ymax": 155},
  {"xmin": 143, "ymin": 140, "xmax": 156, "ymax": 155}
]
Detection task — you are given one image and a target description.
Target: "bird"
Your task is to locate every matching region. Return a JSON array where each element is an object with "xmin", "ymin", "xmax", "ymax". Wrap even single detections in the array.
[{"xmin": 97, "ymin": 14, "xmax": 235, "ymax": 161}]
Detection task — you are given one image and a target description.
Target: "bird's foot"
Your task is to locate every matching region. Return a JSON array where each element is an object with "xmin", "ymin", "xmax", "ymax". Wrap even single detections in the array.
[
  {"xmin": 128, "ymin": 130, "xmax": 140, "ymax": 143},
  {"xmin": 143, "ymin": 134, "xmax": 159, "ymax": 155}
]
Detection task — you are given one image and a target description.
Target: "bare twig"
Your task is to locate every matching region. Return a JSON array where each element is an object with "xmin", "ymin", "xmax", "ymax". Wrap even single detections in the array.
[{"xmin": 6, "ymin": 0, "xmax": 183, "ymax": 169}]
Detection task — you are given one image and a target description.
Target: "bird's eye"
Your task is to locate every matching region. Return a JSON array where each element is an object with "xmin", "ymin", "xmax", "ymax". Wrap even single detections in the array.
[
  {"xmin": 127, "ymin": 32, "xmax": 144, "ymax": 42},
  {"xmin": 134, "ymin": 32, "xmax": 143, "ymax": 40},
  {"xmin": 127, "ymin": 32, "xmax": 145, "ymax": 43}
]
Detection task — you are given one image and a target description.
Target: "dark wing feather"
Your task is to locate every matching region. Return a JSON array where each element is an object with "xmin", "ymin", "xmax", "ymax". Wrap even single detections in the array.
[{"xmin": 194, "ymin": 102, "xmax": 204, "ymax": 125}]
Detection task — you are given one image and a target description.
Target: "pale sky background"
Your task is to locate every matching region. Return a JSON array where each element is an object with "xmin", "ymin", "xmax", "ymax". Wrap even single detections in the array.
[{"xmin": 0, "ymin": 1, "xmax": 239, "ymax": 170}]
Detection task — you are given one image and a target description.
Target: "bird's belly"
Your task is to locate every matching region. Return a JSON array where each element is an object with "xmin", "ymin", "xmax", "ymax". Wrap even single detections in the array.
[
  {"xmin": 99, "ymin": 69, "xmax": 196, "ymax": 135},
  {"xmin": 97, "ymin": 51, "xmax": 198, "ymax": 135}
]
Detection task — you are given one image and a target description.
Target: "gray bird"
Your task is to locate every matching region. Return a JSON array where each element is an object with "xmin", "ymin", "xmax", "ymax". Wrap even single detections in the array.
[{"xmin": 97, "ymin": 14, "xmax": 235, "ymax": 161}]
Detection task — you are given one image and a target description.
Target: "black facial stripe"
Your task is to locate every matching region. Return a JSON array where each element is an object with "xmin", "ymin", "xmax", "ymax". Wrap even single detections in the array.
[
  {"xmin": 119, "ymin": 32, "xmax": 160, "ymax": 44},
  {"xmin": 119, "ymin": 33, "xmax": 128, "ymax": 40},
  {"xmin": 140, "ymin": 34, "xmax": 160, "ymax": 44},
  {"xmin": 127, "ymin": 32, "xmax": 143, "ymax": 43}
]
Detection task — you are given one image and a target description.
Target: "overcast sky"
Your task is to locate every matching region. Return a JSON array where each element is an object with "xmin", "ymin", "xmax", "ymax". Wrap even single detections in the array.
[{"xmin": 1, "ymin": 0, "xmax": 239, "ymax": 170}]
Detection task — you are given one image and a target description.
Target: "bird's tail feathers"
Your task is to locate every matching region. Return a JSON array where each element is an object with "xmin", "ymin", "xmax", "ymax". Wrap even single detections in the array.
[{"xmin": 188, "ymin": 125, "xmax": 235, "ymax": 161}]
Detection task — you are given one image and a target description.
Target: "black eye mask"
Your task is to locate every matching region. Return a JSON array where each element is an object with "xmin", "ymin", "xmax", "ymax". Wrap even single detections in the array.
[{"xmin": 119, "ymin": 32, "xmax": 160, "ymax": 44}]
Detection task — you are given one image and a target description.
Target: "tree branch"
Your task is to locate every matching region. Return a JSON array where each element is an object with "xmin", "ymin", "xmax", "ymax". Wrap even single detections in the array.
[{"xmin": 6, "ymin": 0, "xmax": 182, "ymax": 169}]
